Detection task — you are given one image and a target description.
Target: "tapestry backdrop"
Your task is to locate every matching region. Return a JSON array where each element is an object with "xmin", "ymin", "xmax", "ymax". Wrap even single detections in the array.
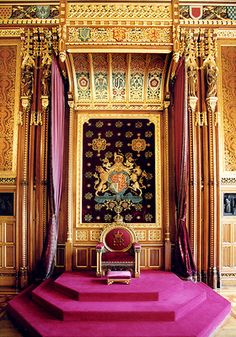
[{"xmin": 82, "ymin": 118, "xmax": 156, "ymax": 224}]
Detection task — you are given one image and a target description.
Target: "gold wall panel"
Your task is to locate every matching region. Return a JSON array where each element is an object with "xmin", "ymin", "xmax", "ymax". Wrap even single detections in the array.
[
  {"xmin": 56, "ymin": 246, "xmax": 65, "ymax": 268},
  {"xmin": 148, "ymin": 248, "xmax": 162, "ymax": 268},
  {"xmin": 0, "ymin": 220, "xmax": 15, "ymax": 269},
  {"xmin": 74, "ymin": 247, "xmax": 89, "ymax": 268},
  {"xmin": 222, "ymin": 221, "xmax": 236, "ymax": 269},
  {"xmin": 221, "ymin": 46, "xmax": 236, "ymax": 172},
  {"xmin": 90, "ymin": 248, "xmax": 96, "ymax": 268},
  {"xmin": 0, "ymin": 41, "xmax": 20, "ymax": 178},
  {"xmin": 71, "ymin": 243, "xmax": 163, "ymax": 270},
  {"xmin": 6, "ymin": 246, "xmax": 14, "ymax": 267}
]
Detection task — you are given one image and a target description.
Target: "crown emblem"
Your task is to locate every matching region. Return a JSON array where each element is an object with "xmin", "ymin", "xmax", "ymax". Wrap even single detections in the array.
[{"xmin": 113, "ymin": 230, "xmax": 125, "ymax": 247}]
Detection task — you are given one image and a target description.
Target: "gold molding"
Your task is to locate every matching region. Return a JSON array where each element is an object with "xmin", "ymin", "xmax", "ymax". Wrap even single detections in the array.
[
  {"xmin": 217, "ymin": 29, "xmax": 236, "ymax": 39},
  {"xmin": 0, "ymin": 28, "xmax": 23, "ymax": 37}
]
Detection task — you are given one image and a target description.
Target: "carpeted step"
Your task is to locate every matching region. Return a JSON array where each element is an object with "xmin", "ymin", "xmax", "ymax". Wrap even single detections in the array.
[
  {"xmin": 7, "ymin": 271, "xmax": 231, "ymax": 337},
  {"xmin": 8, "ymin": 283, "xmax": 230, "ymax": 337},
  {"xmin": 31, "ymin": 278, "xmax": 207, "ymax": 322},
  {"xmin": 53, "ymin": 270, "xmax": 184, "ymax": 301}
]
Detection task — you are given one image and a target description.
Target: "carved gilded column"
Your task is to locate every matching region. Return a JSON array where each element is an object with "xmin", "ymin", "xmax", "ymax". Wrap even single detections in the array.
[
  {"xmin": 59, "ymin": 0, "xmax": 67, "ymax": 63},
  {"xmin": 65, "ymin": 98, "xmax": 74, "ymax": 271},
  {"xmin": 185, "ymin": 30, "xmax": 199, "ymax": 281},
  {"xmin": 204, "ymin": 30, "xmax": 219, "ymax": 288},
  {"xmin": 163, "ymin": 100, "xmax": 171, "ymax": 271},
  {"xmin": 35, "ymin": 30, "xmax": 53, "ymax": 265},
  {"xmin": 18, "ymin": 29, "xmax": 35, "ymax": 287}
]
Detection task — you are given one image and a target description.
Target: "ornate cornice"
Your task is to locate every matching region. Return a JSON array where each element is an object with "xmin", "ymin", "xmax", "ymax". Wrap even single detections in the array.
[
  {"xmin": 0, "ymin": 4, "xmax": 59, "ymax": 25},
  {"xmin": 180, "ymin": 4, "xmax": 236, "ymax": 23},
  {"xmin": 68, "ymin": 3, "xmax": 171, "ymax": 20},
  {"xmin": 74, "ymin": 104, "xmax": 163, "ymax": 111}
]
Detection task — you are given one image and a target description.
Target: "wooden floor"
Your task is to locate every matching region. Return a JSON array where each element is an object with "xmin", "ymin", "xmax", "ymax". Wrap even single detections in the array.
[{"xmin": 0, "ymin": 287, "xmax": 235, "ymax": 337}]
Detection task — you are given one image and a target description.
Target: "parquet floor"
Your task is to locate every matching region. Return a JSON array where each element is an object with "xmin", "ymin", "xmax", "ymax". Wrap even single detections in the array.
[
  {"xmin": 211, "ymin": 287, "xmax": 236, "ymax": 337},
  {"xmin": 0, "ymin": 287, "xmax": 235, "ymax": 337}
]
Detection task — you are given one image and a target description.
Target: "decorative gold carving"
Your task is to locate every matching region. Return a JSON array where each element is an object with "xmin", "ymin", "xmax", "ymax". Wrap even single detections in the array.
[
  {"xmin": 90, "ymin": 230, "xmax": 101, "ymax": 242},
  {"xmin": 206, "ymin": 96, "xmax": 218, "ymax": 115},
  {"xmin": 204, "ymin": 59, "xmax": 218, "ymax": 98},
  {"xmin": 221, "ymin": 46, "xmax": 236, "ymax": 172},
  {"xmin": 0, "ymin": 6, "xmax": 12, "ymax": 19},
  {"xmin": 217, "ymin": 30, "xmax": 236, "ymax": 39},
  {"xmin": 188, "ymin": 96, "xmax": 198, "ymax": 114},
  {"xmin": 68, "ymin": 4, "xmax": 171, "ymax": 20},
  {"xmin": 221, "ymin": 177, "xmax": 236, "ymax": 185},
  {"xmin": 74, "ymin": 104, "xmax": 163, "ymax": 111},
  {"xmin": 195, "ymin": 111, "xmax": 208, "ymax": 127},
  {"xmin": 0, "ymin": 177, "xmax": 16, "ymax": 184},
  {"xmin": 20, "ymin": 28, "xmax": 58, "ymax": 126},
  {"xmin": 0, "ymin": 5, "xmax": 59, "ymax": 25},
  {"xmin": 148, "ymin": 230, "xmax": 162, "ymax": 241},
  {"xmin": 76, "ymin": 230, "xmax": 89, "ymax": 241},
  {"xmin": 41, "ymin": 96, "xmax": 49, "ymax": 111},
  {"xmin": 68, "ymin": 27, "xmax": 172, "ymax": 46},
  {"xmin": 0, "ymin": 29, "xmax": 23, "ymax": 38},
  {"xmin": 135, "ymin": 230, "xmax": 146, "ymax": 241},
  {"xmin": 0, "ymin": 43, "xmax": 20, "ymax": 178}
]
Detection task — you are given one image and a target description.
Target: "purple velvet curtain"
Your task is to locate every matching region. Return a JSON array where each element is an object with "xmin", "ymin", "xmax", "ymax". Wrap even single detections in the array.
[
  {"xmin": 40, "ymin": 57, "xmax": 65, "ymax": 278},
  {"xmin": 172, "ymin": 58, "xmax": 196, "ymax": 278}
]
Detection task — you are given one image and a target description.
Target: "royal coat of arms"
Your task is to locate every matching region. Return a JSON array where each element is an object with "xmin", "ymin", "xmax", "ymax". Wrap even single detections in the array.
[{"xmin": 94, "ymin": 152, "xmax": 147, "ymax": 213}]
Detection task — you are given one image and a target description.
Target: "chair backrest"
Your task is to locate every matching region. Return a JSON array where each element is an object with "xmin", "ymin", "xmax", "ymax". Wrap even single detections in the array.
[{"xmin": 100, "ymin": 225, "xmax": 136, "ymax": 252}]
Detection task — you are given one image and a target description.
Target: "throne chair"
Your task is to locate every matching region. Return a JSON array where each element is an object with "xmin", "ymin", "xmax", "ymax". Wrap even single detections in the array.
[{"xmin": 96, "ymin": 222, "xmax": 141, "ymax": 278}]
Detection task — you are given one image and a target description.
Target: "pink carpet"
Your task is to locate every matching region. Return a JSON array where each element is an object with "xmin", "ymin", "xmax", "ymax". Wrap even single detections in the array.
[{"xmin": 7, "ymin": 270, "xmax": 231, "ymax": 337}]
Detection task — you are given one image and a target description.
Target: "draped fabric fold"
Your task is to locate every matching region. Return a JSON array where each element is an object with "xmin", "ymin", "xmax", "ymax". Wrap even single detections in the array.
[
  {"xmin": 40, "ymin": 57, "xmax": 65, "ymax": 279},
  {"xmin": 172, "ymin": 58, "xmax": 196, "ymax": 278}
]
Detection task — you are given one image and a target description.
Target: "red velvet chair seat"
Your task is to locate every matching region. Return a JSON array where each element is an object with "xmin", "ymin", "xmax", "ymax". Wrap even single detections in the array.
[{"xmin": 102, "ymin": 251, "xmax": 134, "ymax": 262}]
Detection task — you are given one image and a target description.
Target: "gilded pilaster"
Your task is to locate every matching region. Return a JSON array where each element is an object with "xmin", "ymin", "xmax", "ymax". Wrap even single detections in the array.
[
  {"xmin": 18, "ymin": 30, "xmax": 36, "ymax": 287},
  {"xmin": 65, "ymin": 99, "xmax": 75, "ymax": 271},
  {"xmin": 163, "ymin": 100, "xmax": 171, "ymax": 271},
  {"xmin": 185, "ymin": 29, "xmax": 199, "ymax": 268},
  {"xmin": 204, "ymin": 30, "xmax": 219, "ymax": 288}
]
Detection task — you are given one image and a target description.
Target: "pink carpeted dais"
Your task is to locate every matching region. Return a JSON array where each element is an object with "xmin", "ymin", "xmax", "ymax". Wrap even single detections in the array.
[{"xmin": 7, "ymin": 270, "xmax": 231, "ymax": 337}]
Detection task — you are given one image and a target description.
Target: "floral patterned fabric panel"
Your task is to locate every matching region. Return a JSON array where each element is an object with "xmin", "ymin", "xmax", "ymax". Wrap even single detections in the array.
[
  {"xmin": 74, "ymin": 54, "xmax": 91, "ymax": 102},
  {"xmin": 112, "ymin": 54, "xmax": 126, "ymax": 102},
  {"xmin": 82, "ymin": 119, "xmax": 156, "ymax": 224},
  {"xmin": 93, "ymin": 54, "xmax": 108, "ymax": 101},
  {"xmin": 147, "ymin": 54, "xmax": 164, "ymax": 102},
  {"xmin": 129, "ymin": 54, "xmax": 145, "ymax": 102}
]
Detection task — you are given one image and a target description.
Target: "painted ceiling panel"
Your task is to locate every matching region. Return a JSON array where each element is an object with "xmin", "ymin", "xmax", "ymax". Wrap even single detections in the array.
[{"xmin": 72, "ymin": 53, "xmax": 168, "ymax": 109}]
